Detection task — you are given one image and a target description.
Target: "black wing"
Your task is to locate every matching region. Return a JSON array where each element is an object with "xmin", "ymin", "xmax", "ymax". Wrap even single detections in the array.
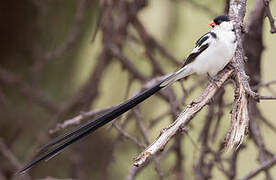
[
  {"xmin": 182, "ymin": 43, "xmax": 209, "ymax": 67},
  {"xmin": 196, "ymin": 32, "xmax": 210, "ymax": 47},
  {"xmin": 182, "ymin": 32, "xmax": 211, "ymax": 67}
]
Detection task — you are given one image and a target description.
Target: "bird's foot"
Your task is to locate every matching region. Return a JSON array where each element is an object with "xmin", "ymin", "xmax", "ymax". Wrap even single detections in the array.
[{"xmin": 207, "ymin": 73, "xmax": 219, "ymax": 88}]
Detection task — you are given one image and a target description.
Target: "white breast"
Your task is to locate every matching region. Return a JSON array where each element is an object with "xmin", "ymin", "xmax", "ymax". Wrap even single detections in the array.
[{"xmin": 190, "ymin": 29, "xmax": 237, "ymax": 76}]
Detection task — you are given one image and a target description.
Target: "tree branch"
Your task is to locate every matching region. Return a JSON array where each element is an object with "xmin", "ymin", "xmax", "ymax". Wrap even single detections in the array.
[
  {"xmin": 236, "ymin": 155, "xmax": 276, "ymax": 180},
  {"xmin": 133, "ymin": 68, "xmax": 234, "ymax": 167},
  {"xmin": 225, "ymin": 0, "xmax": 259, "ymax": 148},
  {"xmin": 49, "ymin": 106, "xmax": 114, "ymax": 134},
  {"xmin": 263, "ymin": 0, "xmax": 276, "ymax": 33}
]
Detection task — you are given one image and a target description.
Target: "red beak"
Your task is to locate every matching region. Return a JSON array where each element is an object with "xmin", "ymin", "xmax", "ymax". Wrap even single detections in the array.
[{"xmin": 209, "ymin": 20, "xmax": 216, "ymax": 27}]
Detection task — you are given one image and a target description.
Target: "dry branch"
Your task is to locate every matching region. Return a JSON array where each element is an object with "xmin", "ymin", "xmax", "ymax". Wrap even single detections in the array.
[
  {"xmin": 229, "ymin": 0, "xmax": 259, "ymax": 100},
  {"xmin": 255, "ymin": 80, "xmax": 276, "ymax": 88},
  {"xmin": 0, "ymin": 139, "xmax": 32, "ymax": 180},
  {"xmin": 0, "ymin": 65, "xmax": 60, "ymax": 114},
  {"xmin": 33, "ymin": 0, "xmax": 87, "ymax": 72},
  {"xmin": 225, "ymin": 0, "xmax": 260, "ymax": 149},
  {"xmin": 225, "ymin": 71, "xmax": 249, "ymax": 149},
  {"xmin": 236, "ymin": 155, "xmax": 276, "ymax": 180},
  {"xmin": 5, "ymin": 0, "xmax": 276, "ymax": 179},
  {"xmin": 133, "ymin": 68, "xmax": 234, "ymax": 167},
  {"xmin": 49, "ymin": 106, "xmax": 114, "ymax": 134},
  {"xmin": 52, "ymin": 53, "xmax": 111, "ymax": 122},
  {"xmin": 113, "ymin": 123, "xmax": 146, "ymax": 149},
  {"xmin": 258, "ymin": 95, "xmax": 276, "ymax": 100},
  {"xmin": 263, "ymin": 0, "xmax": 276, "ymax": 33},
  {"xmin": 243, "ymin": 0, "xmax": 274, "ymax": 179}
]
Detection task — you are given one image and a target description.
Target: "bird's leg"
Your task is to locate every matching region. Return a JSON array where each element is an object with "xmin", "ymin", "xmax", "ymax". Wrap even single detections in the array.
[
  {"xmin": 206, "ymin": 73, "xmax": 220, "ymax": 104},
  {"xmin": 207, "ymin": 73, "xmax": 219, "ymax": 88}
]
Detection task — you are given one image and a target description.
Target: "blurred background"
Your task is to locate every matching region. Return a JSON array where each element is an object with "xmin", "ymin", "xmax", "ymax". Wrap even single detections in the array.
[{"xmin": 0, "ymin": 0, "xmax": 276, "ymax": 179}]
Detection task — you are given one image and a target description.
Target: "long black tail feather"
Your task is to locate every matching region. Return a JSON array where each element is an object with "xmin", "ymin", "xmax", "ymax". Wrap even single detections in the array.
[
  {"xmin": 37, "ymin": 106, "xmax": 117, "ymax": 153},
  {"xmin": 18, "ymin": 79, "xmax": 166, "ymax": 174}
]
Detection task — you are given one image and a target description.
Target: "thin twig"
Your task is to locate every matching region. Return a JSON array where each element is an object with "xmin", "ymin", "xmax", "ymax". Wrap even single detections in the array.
[
  {"xmin": 258, "ymin": 95, "xmax": 276, "ymax": 100},
  {"xmin": 113, "ymin": 123, "xmax": 146, "ymax": 149},
  {"xmin": 0, "ymin": 139, "xmax": 32, "ymax": 180},
  {"xmin": 253, "ymin": 80, "xmax": 276, "ymax": 89},
  {"xmin": 134, "ymin": 108, "xmax": 164, "ymax": 179},
  {"xmin": 0, "ymin": 65, "xmax": 60, "ymax": 114},
  {"xmin": 263, "ymin": 0, "xmax": 276, "ymax": 33},
  {"xmin": 49, "ymin": 106, "xmax": 114, "ymax": 134},
  {"xmin": 133, "ymin": 68, "xmax": 233, "ymax": 167},
  {"xmin": 34, "ymin": 0, "xmax": 87, "ymax": 72},
  {"xmin": 236, "ymin": 155, "xmax": 276, "ymax": 180}
]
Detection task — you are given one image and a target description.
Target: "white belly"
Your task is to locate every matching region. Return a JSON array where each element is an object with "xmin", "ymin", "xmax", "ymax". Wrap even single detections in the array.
[{"xmin": 190, "ymin": 32, "xmax": 236, "ymax": 76}]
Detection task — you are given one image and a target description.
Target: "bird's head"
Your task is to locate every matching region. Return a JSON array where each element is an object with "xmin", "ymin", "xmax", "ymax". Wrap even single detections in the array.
[{"xmin": 209, "ymin": 15, "xmax": 233, "ymax": 31}]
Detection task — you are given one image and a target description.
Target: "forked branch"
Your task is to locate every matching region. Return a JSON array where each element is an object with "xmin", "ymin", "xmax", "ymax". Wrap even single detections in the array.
[{"xmin": 133, "ymin": 68, "xmax": 234, "ymax": 167}]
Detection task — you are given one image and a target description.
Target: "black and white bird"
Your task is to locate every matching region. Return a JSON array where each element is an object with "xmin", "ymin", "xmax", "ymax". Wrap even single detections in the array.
[
  {"xmin": 161, "ymin": 15, "xmax": 237, "ymax": 86},
  {"xmin": 19, "ymin": 15, "xmax": 237, "ymax": 173}
]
